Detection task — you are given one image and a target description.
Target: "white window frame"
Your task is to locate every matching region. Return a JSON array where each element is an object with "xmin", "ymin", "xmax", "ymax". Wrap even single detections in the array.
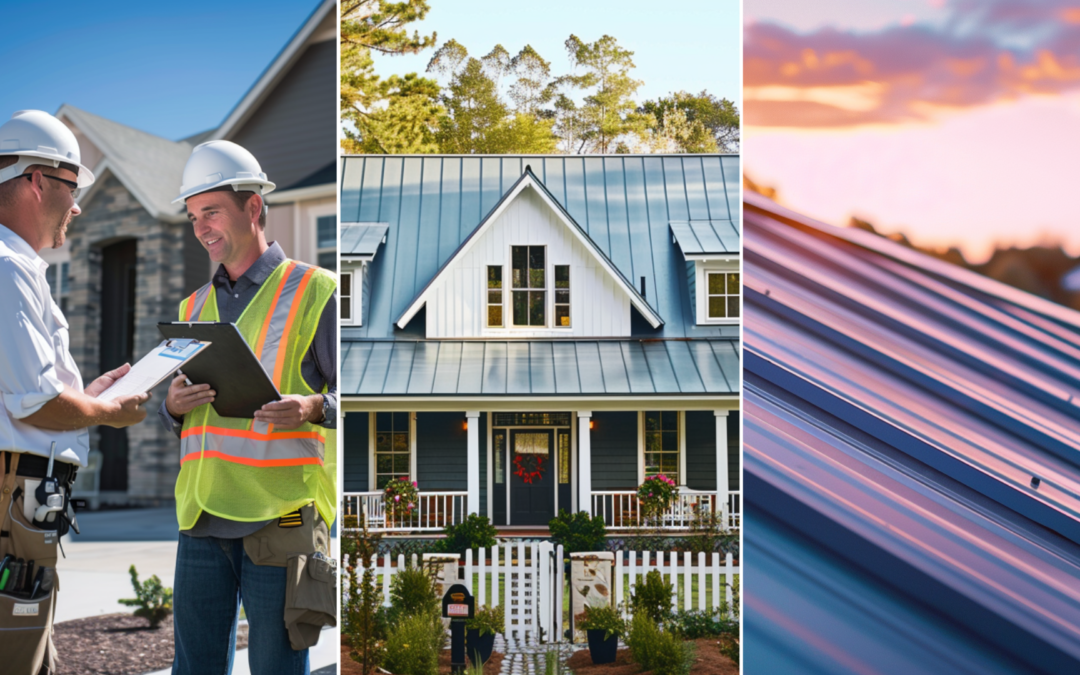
[
  {"xmin": 696, "ymin": 261, "xmax": 740, "ymax": 325},
  {"xmin": 486, "ymin": 264, "xmax": 505, "ymax": 328},
  {"xmin": 340, "ymin": 264, "xmax": 362, "ymax": 326},
  {"xmin": 310, "ymin": 202, "xmax": 338, "ymax": 272},
  {"xmin": 553, "ymin": 264, "xmax": 571, "ymax": 329},
  {"xmin": 638, "ymin": 410, "xmax": 683, "ymax": 485},
  {"xmin": 369, "ymin": 411, "xmax": 417, "ymax": 491},
  {"xmin": 510, "ymin": 244, "xmax": 548, "ymax": 328}
]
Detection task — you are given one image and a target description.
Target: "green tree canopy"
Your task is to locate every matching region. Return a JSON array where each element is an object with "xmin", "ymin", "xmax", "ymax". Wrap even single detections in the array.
[
  {"xmin": 340, "ymin": 0, "xmax": 441, "ymax": 153},
  {"xmin": 640, "ymin": 91, "xmax": 740, "ymax": 152}
]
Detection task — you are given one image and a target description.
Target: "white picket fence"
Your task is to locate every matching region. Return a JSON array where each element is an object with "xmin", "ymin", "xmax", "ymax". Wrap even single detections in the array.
[{"xmin": 343, "ymin": 543, "xmax": 740, "ymax": 643}]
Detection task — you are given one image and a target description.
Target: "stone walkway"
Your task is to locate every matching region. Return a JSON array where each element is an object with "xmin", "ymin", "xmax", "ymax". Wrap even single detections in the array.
[{"xmin": 495, "ymin": 635, "xmax": 591, "ymax": 674}]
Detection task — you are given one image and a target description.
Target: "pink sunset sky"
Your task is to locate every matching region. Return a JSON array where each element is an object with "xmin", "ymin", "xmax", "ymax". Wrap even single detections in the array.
[{"xmin": 745, "ymin": 0, "xmax": 1080, "ymax": 263}]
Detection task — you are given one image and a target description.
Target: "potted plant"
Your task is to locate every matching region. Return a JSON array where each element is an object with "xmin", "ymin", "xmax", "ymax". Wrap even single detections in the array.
[
  {"xmin": 465, "ymin": 605, "xmax": 504, "ymax": 664},
  {"xmin": 578, "ymin": 602, "xmax": 623, "ymax": 665},
  {"xmin": 383, "ymin": 476, "xmax": 419, "ymax": 521}
]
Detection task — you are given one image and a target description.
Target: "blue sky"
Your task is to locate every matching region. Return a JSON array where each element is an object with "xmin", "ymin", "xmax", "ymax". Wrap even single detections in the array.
[
  {"xmin": 0, "ymin": 0, "xmax": 322, "ymax": 141},
  {"xmin": 372, "ymin": 0, "xmax": 742, "ymax": 109}
]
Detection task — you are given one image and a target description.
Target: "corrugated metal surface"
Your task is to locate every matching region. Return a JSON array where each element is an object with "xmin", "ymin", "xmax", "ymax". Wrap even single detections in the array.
[
  {"xmin": 744, "ymin": 191, "xmax": 1080, "ymax": 674},
  {"xmin": 341, "ymin": 339, "xmax": 739, "ymax": 396},
  {"xmin": 340, "ymin": 223, "xmax": 388, "ymax": 258},
  {"xmin": 669, "ymin": 220, "xmax": 740, "ymax": 256},
  {"xmin": 339, "ymin": 155, "xmax": 740, "ymax": 339}
]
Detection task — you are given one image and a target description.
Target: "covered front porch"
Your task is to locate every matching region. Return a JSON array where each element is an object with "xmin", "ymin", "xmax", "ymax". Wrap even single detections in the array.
[{"xmin": 341, "ymin": 399, "xmax": 740, "ymax": 535}]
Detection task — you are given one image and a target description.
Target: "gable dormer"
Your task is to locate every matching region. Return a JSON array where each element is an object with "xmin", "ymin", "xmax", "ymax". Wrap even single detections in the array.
[
  {"xmin": 396, "ymin": 170, "xmax": 663, "ymax": 339},
  {"xmin": 670, "ymin": 221, "xmax": 740, "ymax": 325}
]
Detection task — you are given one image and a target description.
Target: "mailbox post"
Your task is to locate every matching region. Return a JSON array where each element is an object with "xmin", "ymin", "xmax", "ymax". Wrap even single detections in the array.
[{"xmin": 442, "ymin": 583, "xmax": 475, "ymax": 673}]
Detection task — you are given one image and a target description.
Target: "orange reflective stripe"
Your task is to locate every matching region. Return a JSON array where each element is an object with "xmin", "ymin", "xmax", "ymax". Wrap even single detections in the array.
[
  {"xmin": 273, "ymin": 266, "xmax": 316, "ymax": 387},
  {"xmin": 181, "ymin": 425, "xmax": 324, "ymax": 442},
  {"xmin": 183, "ymin": 291, "xmax": 198, "ymax": 320},
  {"xmin": 180, "ymin": 450, "xmax": 324, "ymax": 467},
  {"xmin": 253, "ymin": 261, "xmax": 296, "ymax": 360}
]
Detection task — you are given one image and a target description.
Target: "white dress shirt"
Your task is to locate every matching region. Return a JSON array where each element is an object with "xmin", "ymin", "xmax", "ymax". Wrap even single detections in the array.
[{"xmin": 0, "ymin": 223, "xmax": 88, "ymax": 466}]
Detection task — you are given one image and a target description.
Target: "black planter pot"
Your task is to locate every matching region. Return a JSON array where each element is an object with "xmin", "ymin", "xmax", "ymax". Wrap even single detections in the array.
[
  {"xmin": 466, "ymin": 628, "xmax": 496, "ymax": 665},
  {"xmin": 586, "ymin": 629, "xmax": 618, "ymax": 664}
]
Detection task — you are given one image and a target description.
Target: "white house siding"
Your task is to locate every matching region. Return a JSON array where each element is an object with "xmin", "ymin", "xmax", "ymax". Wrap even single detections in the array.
[{"xmin": 425, "ymin": 188, "xmax": 631, "ymax": 338}]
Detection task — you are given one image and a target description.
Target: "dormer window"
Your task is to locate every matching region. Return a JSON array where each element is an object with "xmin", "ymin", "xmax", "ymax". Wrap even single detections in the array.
[
  {"xmin": 707, "ymin": 271, "xmax": 739, "ymax": 321},
  {"xmin": 512, "ymin": 246, "xmax": 546, "ymax": 326}
]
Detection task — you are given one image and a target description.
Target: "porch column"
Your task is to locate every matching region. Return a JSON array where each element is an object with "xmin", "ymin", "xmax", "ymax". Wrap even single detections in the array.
[
  {"xmin": 715, "ymin": 410, "xmax": 730, "ymax": 515},
  {"xmin": 578, "ymin": 411, "xmax": 592, "ymax": 516},
  {"xmin": 466, "ymin": 410, "xmax": 481, "ymax": 515}
]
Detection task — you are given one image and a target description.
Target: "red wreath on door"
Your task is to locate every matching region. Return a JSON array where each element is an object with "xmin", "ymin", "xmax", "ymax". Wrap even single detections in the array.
[{"xmin": 513, "ymin": 454, "xmax": 544, "ymax": 484}]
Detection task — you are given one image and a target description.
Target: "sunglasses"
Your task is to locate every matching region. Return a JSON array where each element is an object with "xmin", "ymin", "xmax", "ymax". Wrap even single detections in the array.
[{"xmin": 22, "ymin": 172, "xmax": 81, "ymax": 201}]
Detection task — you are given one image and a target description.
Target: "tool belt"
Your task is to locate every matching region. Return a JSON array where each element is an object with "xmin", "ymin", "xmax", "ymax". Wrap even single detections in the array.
[
  {"xmin": 3, "ymin": 452, "xmax": 78, "ymax": 537},
  {"xmin": 241, "ymin": 503, "xmax": 336, "ymax": 651}
]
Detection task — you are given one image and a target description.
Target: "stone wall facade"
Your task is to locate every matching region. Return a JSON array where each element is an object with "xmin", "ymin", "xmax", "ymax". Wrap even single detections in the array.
[{"xmin": 66, "ymin": 174, "xmax": 208, "ymax": 503}]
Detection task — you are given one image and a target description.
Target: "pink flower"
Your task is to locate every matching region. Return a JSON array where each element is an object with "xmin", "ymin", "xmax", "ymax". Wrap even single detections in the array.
[
  {"xmin": 412, "ymin": 481, "xmax": 417, "ymax": 487},
  {"xmin": 394, "ymin": 495, "xmax": 400, "ymax": 502},
  {"xmin": 649, "ymin": 492, "xmax": 653, "ymax": 497}
]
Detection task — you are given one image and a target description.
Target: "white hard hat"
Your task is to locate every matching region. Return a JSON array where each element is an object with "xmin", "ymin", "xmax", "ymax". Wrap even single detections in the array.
[
  {"xmin": 0, "ymin": 110, "xmax": 95, "ymax": 188},
  {"xmin": 173, "ymin": 140, "xmax": 276, "ymax": 204}
]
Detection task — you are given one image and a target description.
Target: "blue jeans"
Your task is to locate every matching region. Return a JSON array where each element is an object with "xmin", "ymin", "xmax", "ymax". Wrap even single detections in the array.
[{"xmin": 172, "ymin": 534, "xmax": 309, "ymax": 675}]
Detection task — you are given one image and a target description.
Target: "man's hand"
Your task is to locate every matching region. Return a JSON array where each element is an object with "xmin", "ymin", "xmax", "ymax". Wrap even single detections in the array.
[
  {"xmin": 165, "ymin": 373, "xmax": 215, "ymax": 418},
  {"xmin": 254, "ymin": 394, "xmax": 323, "ymax": 430},
  {"xmin": 84, "ymin": 363, "xmax": 132, "ymax": 398},
  {"xmin": 106, "ymin": 392, "xmax": 151, "ymax": 428}
]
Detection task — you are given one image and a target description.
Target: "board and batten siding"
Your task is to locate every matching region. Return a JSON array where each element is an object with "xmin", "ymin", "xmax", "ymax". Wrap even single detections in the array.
[
  {"xmin": 684, "ymin": 411, "xmax": 740, "ymax": 492},
  {"xmin": 425, "ymin": 188, "xmax": 632, "ymax": 338},
  {"xmin": 589, "ymin": 411, "xmax": 639, "ymax": 489},
  {"xmin": 343, "ymin": 412, "xmax": 369, "ymax": 492}
]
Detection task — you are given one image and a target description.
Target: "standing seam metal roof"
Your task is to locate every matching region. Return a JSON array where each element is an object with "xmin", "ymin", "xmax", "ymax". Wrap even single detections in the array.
[{"xmin": 744, "ymin": 192, "xmax": 1080, "ymax": 673}]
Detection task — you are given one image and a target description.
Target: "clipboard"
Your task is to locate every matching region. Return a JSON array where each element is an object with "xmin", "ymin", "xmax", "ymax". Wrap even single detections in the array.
[
  {"xmin": 96, "ymin": 338, "xmax": 210, "ymax": 403},
  {"xmin": 158, "ymin": 322, "xmax": 282, "ymax": 418}
]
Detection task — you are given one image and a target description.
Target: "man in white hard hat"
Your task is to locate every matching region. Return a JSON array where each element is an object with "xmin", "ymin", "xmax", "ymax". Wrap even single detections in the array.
[
  {"xmin": 159, "ymin": 140, "xmax": 337, "ymax": 674},
  {"xmin": 0, "ymin": 109, "xmax": 151, "ymax": 674}
]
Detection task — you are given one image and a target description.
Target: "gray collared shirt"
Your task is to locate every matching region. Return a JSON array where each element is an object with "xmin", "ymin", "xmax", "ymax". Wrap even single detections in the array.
[{"xmin": 157, "ymin": 242, "xmax": 337, "ymax": 538}]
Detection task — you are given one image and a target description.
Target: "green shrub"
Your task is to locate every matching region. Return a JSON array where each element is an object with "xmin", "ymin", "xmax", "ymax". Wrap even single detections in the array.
[
  {"xmin": 345, "ymin": 518, "xmax": 385, "ymax": 674},
  {"xmin": 667, "ymin": 608, "xmax": 738, "ymax": 639},
  {"xmin": 465, "ymin": 604, "xmax": 505, "ymax": 636},
  {"xmin": 631, "ymin": 570, "xmax": 674, "ymax": 624},
  {"xmin": 683, "ymin": 504, "xmax": 730, "ymax": 555},
  {"xmin": 389, "ymin": 564, "xmax": 441, "ymax": 620},
  {"xmin": 625, "ymin": 613, "xmax": 695, "ymax": 675},
  {"xmin": 382, "ymin": 609, "xmax": 446, "ymax": 675},
  {"xmin": 441, "ymin": 513, "xmax": 498, "ymax": 555},
  {"xmin": 718, "ymin": 633, "xmax": 739, "ymax": 667},
  {"xmin": 118, "ymin": 565, "xmax": 173, "ymax": 629},
  {"xmin": 548, "ymin": 510, "xmax": 607, "ymax": 553},
  {"xmin": 381, "ymin": 538, "xmax": 446, "ymax": 559},
  {"xmin": 577, "ymin": 602, "xmax": 624, "ymax": 640}
]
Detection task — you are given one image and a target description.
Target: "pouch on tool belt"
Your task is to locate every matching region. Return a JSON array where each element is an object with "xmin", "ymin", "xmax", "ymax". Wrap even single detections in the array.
[
  {"xmin": 284, "ymin": 553, "xmax": 336, "ymax": 650},
  {"xmin": 4, "ymin": 497, "xmax": 60, "ymax": 586},
  {"xmin": 0, "ymin": 577, "xmax": 57, "ymax": 673},
  {"xmin": 242, "ymin": 504, "xmax": 329, "ymax": 567}
]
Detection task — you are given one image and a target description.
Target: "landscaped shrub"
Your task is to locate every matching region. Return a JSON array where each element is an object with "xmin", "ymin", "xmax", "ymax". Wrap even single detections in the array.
[
  {"xmin": 383, "ymin": 477, "xmax": 420, "ymax": 519},
  {"xmin": 382, "ymin": 610, "xmax": 445, "ymax": 675},
  {"xmin": 465, "ymin": 604, "xmax": 505, "ymax": 636},
  {"xmin": 379, "ymin": 538, "xmax": 446, "ymax": 559},
  {"xmin": 388, "ymin": 564, "xmax": 441, "ymax": 621},
  {"xmin": 683, "ymin": 504, "xmax": 731, "ymax": 555},
  {"xmin": 625, "ymin": 613, "xmax": 696, "ymax": 675},
  {"xmin": 631, "ymin": 569, "xmax": 674, "ymax": 624},
  {"xmin": 118, "ymin": 565, "xmax": 173, "ymax": 629},
  {"xmin": 345, "ymin": 519, "xmax": 385, "ymax": 673},
  {"xmin": 548, "ymin": 509, "xmax": 607, "ymax": 553},
  {"xmin": 636, "ymin": 474, "xmax": 678, "ymax": 523},
  {"xmin": 667, "ymin": 608, "xmax": 738, "ymax": 639},
  {"xmin": 441, "ymin": 513, "xmax": 498, "ymax": 555},
  {"xmin": 577, "ymin": 602, "xmax": 625, "ymax": 640},
  {"xmin": 718, "ymin": 633, "xmax": 740, "ymax": 667}
]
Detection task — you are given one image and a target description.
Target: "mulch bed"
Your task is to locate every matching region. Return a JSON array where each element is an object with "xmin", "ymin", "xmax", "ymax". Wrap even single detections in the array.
[
  {"xmin": 565, "ymin": 637, "xmax": 737, "ymax": 675},
  {"xmin": 340, "ymin": 636, "xmax": 504, "ymax": 675},
  {"xmin": 53, "ymin": 613, "xmax": 249, "ymax": 675}
]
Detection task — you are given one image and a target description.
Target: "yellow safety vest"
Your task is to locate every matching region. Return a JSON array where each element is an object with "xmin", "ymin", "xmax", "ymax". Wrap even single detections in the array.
[{"xmin": 175, "ymin": 259, "xmax": 337, "ymax": 530}]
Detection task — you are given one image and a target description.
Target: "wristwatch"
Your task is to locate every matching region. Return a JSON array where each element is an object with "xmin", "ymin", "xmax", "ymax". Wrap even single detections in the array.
[{"xmin": 317, "ymin": 394, "xmax": 329, "ymax": 425}]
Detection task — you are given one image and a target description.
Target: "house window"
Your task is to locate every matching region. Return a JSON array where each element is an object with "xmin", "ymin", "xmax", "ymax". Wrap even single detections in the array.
[
  {"xmin": 316, "ymin": 215, "xmax": 337, "ymax": 270},
  {"xmin": 554, "ymin": 265, "xmax": 570, "ymax": 327},
  {"xmin": 375, "ymin": 412, "xmax": 410, "ymax": 489},
  {"xmin": 512, "ymin": 245, "xmax": 545, "ymax": 326},
  {"xmin": 644, "ymin": 411, "xmax": 679, "ymax": 483},
  {"xmin": 487, "ymin": 265, "xmax": 504, "ymax": 327},
  {"xmin": 707, "ymin": 271, "xmax": 739, "ymax": 320},
  {"xmin": 46, "ymin": 261, "xmax": 70, "ymax": 314},
  {"xmin": 558, "ymin": 431, "xmax": 570, "ymax": 484},
  {"xmin": 341, "ymin": 270, "xmax": 354, "ymax": 324}
]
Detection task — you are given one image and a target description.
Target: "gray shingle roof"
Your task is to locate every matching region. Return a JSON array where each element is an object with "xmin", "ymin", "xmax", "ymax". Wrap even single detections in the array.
[
  {"xmin": 61, "ymin": 105, "xmax": 192, "ymax": 221},
  {"xmin": 744, "ymin": 191, "xmax": 1080, "ymax": 672}
]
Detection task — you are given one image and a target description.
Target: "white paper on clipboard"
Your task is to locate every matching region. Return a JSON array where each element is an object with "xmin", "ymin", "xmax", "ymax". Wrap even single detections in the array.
[{"xmin": 96, "ymin": 339, "xmax": 210, "ymax": 402}]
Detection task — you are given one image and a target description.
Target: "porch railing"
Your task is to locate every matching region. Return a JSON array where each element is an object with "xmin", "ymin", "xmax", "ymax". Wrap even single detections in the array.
[
  {"xmin": 341, "ymin": 491, "xmax": 468, "ymax": 533},
  {"xmin": 592, "ymin": 489, "xmax": 741, "ymax": 531}
]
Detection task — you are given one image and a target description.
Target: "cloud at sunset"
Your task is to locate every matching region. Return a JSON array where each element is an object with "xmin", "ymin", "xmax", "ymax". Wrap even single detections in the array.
[{"xmin": 746, "ymin": 0, "xmax": 1080, "ymax": 127}]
